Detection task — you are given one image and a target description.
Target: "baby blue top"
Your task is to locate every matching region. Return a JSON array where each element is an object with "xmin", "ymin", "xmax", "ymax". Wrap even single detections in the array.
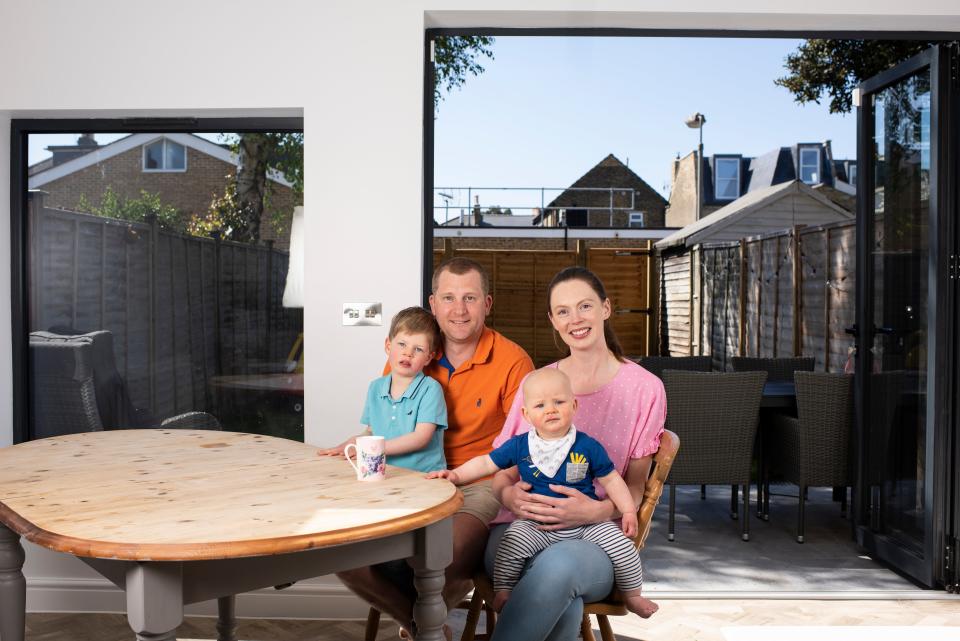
[
  {"xmin": 361, "ymin": 371, "xmax": 447, "ymax": 473},
  {"xmin": 488, "ymin": 431, "xmax": 614, "ymax": 500}
]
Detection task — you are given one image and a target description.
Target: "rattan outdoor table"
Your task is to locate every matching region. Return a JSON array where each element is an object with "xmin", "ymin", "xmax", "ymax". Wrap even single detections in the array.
[{"xmin": 0, "ymin": 429, "xmax": 461, "ymax": 641}]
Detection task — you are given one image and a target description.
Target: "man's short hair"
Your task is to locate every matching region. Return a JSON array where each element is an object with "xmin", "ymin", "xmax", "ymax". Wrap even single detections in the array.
[
  {"xmin": 389, "ymin": 306, "xmax": 442, "ymax": 353},
  {"xmin": 432, "ymin": 257, "xmax": 490, "ymax": 296}
]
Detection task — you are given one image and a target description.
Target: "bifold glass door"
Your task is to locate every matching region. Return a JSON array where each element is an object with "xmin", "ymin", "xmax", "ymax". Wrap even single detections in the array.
[{"xmin": 855, "ymin": 45, "xmax": 956, "ymax": 588}]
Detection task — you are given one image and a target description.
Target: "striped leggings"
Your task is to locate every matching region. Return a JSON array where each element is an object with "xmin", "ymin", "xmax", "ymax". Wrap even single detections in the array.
[{"xmin": 493, "ymin": 519, "xmax": 643, "ymax": 593}]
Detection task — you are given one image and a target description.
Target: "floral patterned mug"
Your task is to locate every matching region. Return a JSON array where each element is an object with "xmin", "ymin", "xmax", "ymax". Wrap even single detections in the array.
[{"xmin": 344, "ymin": 435, "xmax": 386, "ymax": 481}]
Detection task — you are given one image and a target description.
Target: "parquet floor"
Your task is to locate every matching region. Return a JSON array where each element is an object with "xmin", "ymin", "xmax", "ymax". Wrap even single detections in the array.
[{"xmin": 24, "ymin": 599, "xmax": 960, "ymax": 641}]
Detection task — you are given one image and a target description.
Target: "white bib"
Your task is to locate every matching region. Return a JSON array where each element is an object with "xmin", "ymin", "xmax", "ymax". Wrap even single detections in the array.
[{"xmin": 527, "ymin": 426, "xmax": 576, "ymax": 478}]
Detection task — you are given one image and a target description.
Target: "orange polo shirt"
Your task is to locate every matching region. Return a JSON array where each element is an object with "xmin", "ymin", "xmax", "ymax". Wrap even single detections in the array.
[{"xmin": 425, "ymin": 327, "xmax": 534, "ymax": 468}]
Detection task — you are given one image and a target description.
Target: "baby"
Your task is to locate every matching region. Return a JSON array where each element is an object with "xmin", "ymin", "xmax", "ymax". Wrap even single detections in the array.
[{"xmin": 428, "ymin": 368, "xmax": 657, "ymax": 618}]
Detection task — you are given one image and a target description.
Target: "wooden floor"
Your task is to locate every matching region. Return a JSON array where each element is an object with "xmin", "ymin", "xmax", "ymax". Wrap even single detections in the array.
[{"xmin": 24, "ymin": 599, "xmax": 960, "ymax": 641}]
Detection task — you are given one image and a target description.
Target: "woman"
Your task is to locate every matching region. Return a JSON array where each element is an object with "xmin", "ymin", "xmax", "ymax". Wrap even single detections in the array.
[{"xmin": 486, "ymin": 266, "xmax": 666, "ymax": 641}]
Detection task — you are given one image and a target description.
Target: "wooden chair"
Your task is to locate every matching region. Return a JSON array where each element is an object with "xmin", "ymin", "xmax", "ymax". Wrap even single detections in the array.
[{"xmin": 459, "ymin": 429, "xmax": 680, "ymax": 641}]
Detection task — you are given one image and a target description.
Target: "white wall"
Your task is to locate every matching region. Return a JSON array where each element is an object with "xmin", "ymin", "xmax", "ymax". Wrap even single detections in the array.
[{"xmin": 2, "ymin": 0, "xmax": 959, "ymax": 619}]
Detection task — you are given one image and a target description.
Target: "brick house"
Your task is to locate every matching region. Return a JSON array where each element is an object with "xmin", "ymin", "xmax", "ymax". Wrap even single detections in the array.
[
  {"xmin": 534, "ymin": 154, "xmax": 667, "ymax": 228},
  {"xmin": 666, "ymin": 140, "xmax": 856, "ymax": 228},
  {"xmin": 27, "ymin": 133, "xmax": 298, "ymax": 249}
]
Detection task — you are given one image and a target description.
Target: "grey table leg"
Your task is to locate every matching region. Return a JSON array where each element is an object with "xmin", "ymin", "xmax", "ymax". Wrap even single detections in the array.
[
  {"xmin": 216, "ymin": 595, "xmax": 238, "ymax": 641},
  {"xmin": 0, "ymin": 524, "xmax": 26, "ymax": 641},
  {"xmin": 126, "ymin": 562, "xmax": 183, "ymax": 641},
  {"xmin": 410, "ymin": 518, "xmax": 452, "ymax": 641}
]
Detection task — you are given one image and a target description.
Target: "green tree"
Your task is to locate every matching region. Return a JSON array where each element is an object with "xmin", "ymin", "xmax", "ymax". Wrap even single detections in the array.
[
  {"xmin": 77, "ymin": 187, "xmax": 181, "ymax": 231},
  {"xmin": 775, "ymin": 39, "xmax": 938, "ymax": 114},
  {"xmin": 433, "ymin": 35, "xmax": 495, "ymax": 107},
  {"xmin": 219, "ymin": 132, "xmax": 302, "ymax": 244}
]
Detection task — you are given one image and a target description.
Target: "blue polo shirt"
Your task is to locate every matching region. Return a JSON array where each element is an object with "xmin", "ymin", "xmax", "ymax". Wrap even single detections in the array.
[
  {"xmin": 361, "ymin": 371, "xmax": 447, "ymax": 473},
  {"xmin": 488, "ymin": 431, "xmax": 614, "ymax": 500}
]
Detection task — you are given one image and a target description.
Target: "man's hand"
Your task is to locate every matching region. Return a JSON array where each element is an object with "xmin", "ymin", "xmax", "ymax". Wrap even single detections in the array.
[
  {"xmin": 621, "ymin": 512, "xmax": 639, "ymax": 538},
  {"xmin": 426, "ymin": 469, "xmax": 460, "ymax": 484},
  {"xmin": 316, "ymin": 436, "xmax": 356, "ymax": 457}
]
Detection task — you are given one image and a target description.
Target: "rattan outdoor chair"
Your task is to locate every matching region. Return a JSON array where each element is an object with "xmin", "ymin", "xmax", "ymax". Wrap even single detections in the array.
[
  {"xmin": 662, "ymin": 370, "xmax": 766, "ymax": 542},
  {"xmin": 30, "ymin": 330, "xmax": 221, "ymax": 434},
  {"xmin": 767, "ymin": 372, "xmax": 853, "ymax": 543},
  {"xmin": 30, "ymin": 336, "xmax": 103, "ymax": 438},
  {"xmin": 364, "ymin": 431, "xmax": 680, "ymax": 641},
  {"xmin": 731, "ymin": 356, "xmax": 815, "ymax": 382},
  {"xmin": 635, "ymin": 355, "xmax": 712, "ymax": 380}
]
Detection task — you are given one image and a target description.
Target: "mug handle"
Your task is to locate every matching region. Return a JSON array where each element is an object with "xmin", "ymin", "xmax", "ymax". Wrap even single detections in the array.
[{"xmin": 343, "ymin": 443, "xmax": 361, "ymax": 478}]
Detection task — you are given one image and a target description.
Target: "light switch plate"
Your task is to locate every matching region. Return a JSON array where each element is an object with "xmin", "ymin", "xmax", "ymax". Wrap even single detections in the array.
[{"xmin": 343, "ymin": 302, "xmax": 382, "ymax": 326}]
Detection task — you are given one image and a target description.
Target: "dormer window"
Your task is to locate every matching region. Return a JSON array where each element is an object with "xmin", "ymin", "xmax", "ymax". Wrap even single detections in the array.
[
  {"xmin": 714, "ymin": 156, "xmax": 741, "ymax": 200},
  {"xmin": 799, "ymin": 146, "xmax": 821, "ymax": 184},
  {"xmin": 846, "ymin": 161, "xmax": 857, "ymax": 185},
  {"xmin": 143, "ymin": 138, "xmax": 186, "ymax": 172}
]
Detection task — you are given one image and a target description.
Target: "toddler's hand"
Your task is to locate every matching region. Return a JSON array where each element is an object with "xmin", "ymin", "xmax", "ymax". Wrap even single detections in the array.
[
  {"xmin": 426, "ymin": 469, "xmax": 459, "ymax": 484},
  {"xmin": 621, "ymin": 512, "xmax": 638, "ymax": 538},
  {"xmin": 316, "ymin": 437, "xmax": 355, "ymax": 457}
]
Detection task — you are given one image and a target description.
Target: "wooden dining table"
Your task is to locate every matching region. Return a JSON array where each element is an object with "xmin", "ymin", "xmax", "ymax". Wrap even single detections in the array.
[{"xmin": 0, "ymin": 429, "xmax": 461, "ymax": 641}]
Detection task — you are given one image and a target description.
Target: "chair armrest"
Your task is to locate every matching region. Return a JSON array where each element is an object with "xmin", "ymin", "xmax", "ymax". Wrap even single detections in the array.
[{"xmin": 160, "ymin": 411, "xmax": 222, "ymax": 430}]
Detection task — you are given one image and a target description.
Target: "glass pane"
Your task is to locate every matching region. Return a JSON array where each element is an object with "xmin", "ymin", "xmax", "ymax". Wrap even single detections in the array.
[
  {"xmin": 717, "ymin": 178, "xmax": 738, "ymax": 199},
  {"xmin": 144, "ymin": 141, "xmax": 163, "ymax": 169},
  {"xmin": 25, "ymin": 131, "xmax": 305, "ymax": 442},
  {"xmin": 867, "ymin": 68, "xmax": 931, "ymax": 555},
  {"xmin": 716, "ymin": 158, "xmax": 738, "ymax": 180},
  {"xmin": 165, "ymin": 140, "xmax": 186, "ymax": 169},
  {"xmin": 800, "ymin": 149, "xmax": 819, "ymax": 183}
]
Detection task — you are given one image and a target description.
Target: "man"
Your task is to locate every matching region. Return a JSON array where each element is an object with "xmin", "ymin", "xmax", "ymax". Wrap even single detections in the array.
[{"xmin": 336, "ymin": 257, "xmax": 533, "ymax": 636}]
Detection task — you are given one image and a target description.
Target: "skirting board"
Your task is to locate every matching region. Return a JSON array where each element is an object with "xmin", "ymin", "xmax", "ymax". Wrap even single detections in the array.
[{"xmin": 26, "ymin": 578, "xmax": 371, "ymax": 620}]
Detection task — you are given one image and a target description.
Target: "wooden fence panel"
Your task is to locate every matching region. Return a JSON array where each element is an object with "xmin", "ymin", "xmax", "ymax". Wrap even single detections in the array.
[
  {"xmin": 665, "ymin": 221, "xmax": 855, "ymax": 372},
  {"xmin": 827, "ymin": 225, "xmax": 856, "ymax": 372},
  {"xmin": 31, "ymin": 207, "xmax": 300, "ymax": 418},
  {"xmin": 438, "ymin": 247, "xmax": 653, "ymax": 366},
  {"xmin": 659, "ymin": 252, "xmax": 692, "ymax": 355},
  {"xmin": 587, "ymin": 247, "xmax": 652, "ymax": 359}
]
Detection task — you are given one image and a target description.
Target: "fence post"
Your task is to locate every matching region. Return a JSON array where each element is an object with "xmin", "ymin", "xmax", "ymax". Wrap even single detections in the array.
[
  {"xmin": 823, "ymin": 228, "xmax": 832, "ymax": 371},
  {"xmin": 647, "ymin": 240, "xmax": 658, "ymax": 356},
  {"xmin": 739, "ymin": 239, "xmax": 746, "ymax": 357},
  {"xmin": 147, "ymin": 213, "xmax": 158, "ymax": 413},
  {"xmin": 576, "ymin": 239, "xmax": 587, "ymax": 267},
  {"xmin": 443, "ymin": 237, "xmax": 454, "ymax": 262},
  {"xmin": 211, "ymin": 230, "xmax": 223, "ymax": 376},
  {"xmin": 793, "ymin": 226, "xmax": 802, "ymax": 357}
]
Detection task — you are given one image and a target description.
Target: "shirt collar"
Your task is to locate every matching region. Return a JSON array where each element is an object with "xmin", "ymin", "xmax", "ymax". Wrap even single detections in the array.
[
  {"xmin": 434, "ymin": 326, "xmax": 495, "ymax": 374},
  {"xmin": 378, "ymin": 370, "xmax": 426, "ymax": 400}
]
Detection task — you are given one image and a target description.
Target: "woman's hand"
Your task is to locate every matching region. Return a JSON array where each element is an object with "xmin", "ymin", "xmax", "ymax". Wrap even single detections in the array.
[{"xmin": 522, "ymin": 485, "xmax": 615, "ymax": 530}]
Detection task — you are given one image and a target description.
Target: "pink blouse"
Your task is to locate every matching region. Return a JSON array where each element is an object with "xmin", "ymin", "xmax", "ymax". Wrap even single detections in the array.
[{"xmin": 490, "ymin": 359, "xmax": 666, "ymax": 524}]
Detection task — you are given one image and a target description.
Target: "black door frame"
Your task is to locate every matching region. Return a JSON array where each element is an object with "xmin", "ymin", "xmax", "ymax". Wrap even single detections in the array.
[
  {"xmin": 9, "ymin": 117, "xmax": 304, "ymax": 445},
  {"xmin": 854, "ymin": 45, "xmax": 957, "ymax": 588}
]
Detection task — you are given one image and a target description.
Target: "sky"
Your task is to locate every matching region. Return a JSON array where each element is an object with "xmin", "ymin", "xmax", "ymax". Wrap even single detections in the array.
[
  {"xmin": 28, "ymin": 132, "xmax": 225, "ymax": 166},
  {"xmin": 433, "ymin": 36, "xmax": 856, "ymax": 220}
]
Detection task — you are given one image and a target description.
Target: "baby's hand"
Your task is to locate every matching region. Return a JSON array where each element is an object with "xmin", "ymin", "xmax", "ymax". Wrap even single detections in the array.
[
  {"xmin": 621, "ymin": 512, "xmax": 639, "ymax": 538},
  {"xmin": 426, "ymin": 469, "xmax": 459, "ymax": 484}
]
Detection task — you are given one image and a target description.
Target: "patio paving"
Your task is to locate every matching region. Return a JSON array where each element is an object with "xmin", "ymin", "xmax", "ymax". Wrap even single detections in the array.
[{"xmin": 642, "ymin": 485, "xmax": 923, "ymax": 594}]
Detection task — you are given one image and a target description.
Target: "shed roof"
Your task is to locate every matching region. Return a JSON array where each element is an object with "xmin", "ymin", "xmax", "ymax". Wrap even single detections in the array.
[{"xmin": 656, "ymin": 179, "xmax": 853, "ymax": 250}]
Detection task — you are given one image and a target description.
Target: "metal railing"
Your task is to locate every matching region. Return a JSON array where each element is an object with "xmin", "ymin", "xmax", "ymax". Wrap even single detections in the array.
[{"xmin": 433, "ymin": 186, "xmax": 638, "ymax": 226}]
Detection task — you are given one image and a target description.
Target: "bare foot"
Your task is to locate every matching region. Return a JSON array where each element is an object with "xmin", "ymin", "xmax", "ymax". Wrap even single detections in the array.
[
  {"xmin": 493, "ymin": 589, "xmax": 511, "ymax": 613},
  {"xmin": 625, "ymin": 593, "xmax": 659, "ymax": 618}
]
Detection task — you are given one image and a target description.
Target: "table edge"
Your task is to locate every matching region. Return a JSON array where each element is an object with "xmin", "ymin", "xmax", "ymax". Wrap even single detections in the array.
[{"xmin": 0, "ymin": 489, "xmax": 463, "ymax": 561}]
